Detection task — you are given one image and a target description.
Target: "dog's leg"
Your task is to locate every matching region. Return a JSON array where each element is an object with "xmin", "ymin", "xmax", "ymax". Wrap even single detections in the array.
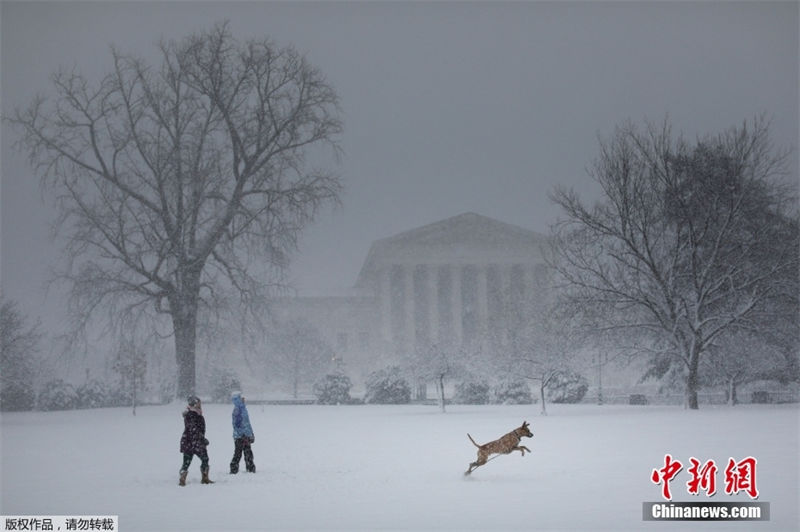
[
  {"xmin": 512, "ymin": 446, "xmax": 531, "ymax": 456},
  {"xmin": 466, "ymin": 459, "xmax": 485, "ymax": 475},
  {"xmin": 465, "ymin": 450, "xmax": 489, "ymax": 475}
]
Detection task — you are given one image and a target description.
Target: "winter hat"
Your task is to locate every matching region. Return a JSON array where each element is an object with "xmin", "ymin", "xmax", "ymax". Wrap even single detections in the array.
[
  {"xmin": 187, "ymin": 395, "xmax": 201, "ymax": 407},
  {"xmin": 231, "ymin": 391, "xmax": 242, "ymax": 400}
]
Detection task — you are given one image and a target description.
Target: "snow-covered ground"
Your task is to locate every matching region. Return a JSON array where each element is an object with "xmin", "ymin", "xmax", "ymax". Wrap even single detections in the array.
[{"xmin": 1, "ymin": 403, "xmax": 798, "ymax": 531}]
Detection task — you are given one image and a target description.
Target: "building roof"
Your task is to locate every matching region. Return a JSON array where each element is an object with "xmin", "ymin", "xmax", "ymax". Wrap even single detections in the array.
[{"xmin": 355, "ymin": 212, "xmax": 548, "ymax": 290}]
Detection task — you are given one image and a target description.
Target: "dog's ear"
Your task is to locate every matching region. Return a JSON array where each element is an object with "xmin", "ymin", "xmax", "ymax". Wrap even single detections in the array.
[{"xmin": 522, "ymin": 421, "xmax": 528, "ymax": 427}]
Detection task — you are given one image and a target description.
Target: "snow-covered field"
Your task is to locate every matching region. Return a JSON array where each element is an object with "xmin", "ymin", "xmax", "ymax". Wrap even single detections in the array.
[{"xmin": 1, "ymin": 403, "xmax": 798, "ymax": 531}]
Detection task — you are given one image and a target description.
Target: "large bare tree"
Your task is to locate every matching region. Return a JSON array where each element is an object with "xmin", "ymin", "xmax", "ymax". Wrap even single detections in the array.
[
  {"xmin": 550, "ymin": 117, "xmax": 798, "ymax": 409},
  {"xmin": 7, "ymin": 23, "xmax": 343, "ymax": 398}
]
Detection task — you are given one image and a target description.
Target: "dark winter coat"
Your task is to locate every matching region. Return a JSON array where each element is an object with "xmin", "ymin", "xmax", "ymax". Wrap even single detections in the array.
[
  {"xmin": 232, "ymin": 395, "xmax": 254, "ymax": 440},
  {"xmin": 180, "ymin": 408, "xmax": 208, "ymax": 455}
]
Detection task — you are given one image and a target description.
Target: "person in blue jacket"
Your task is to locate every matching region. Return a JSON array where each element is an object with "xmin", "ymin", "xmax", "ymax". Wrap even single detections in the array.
[{"xmin": 229, "ymin": 391, "xmax": 256, "ymax": 474}]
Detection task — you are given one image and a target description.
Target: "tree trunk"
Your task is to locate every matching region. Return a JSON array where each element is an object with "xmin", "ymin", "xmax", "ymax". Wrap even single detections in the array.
[
  {"xmin": 727, "ymin": 378, "xmax": 738, "ymax": 406},
  {"xmin": 171, "ymin": 274, "xmax": 201, "ymax": 400},
  {"xmin": 438, "ymin": 374, "xmax": 446, "ymax": 413},
  {"xmin": 540, "ymin": 383, "xmax": 548, "ymax": 416},
  {"xmin": 132, "ymin": 368, "xmax": 137, "ymax": 416},
  {"xmin": 173, "ymin": 312, "xmax": 197, "ymax": 400},
  {"xmin": 685, "ymin": 344, "xmax": 701, "ymax": 410},
  {"xmin": 293, "ymin": 355, "xmax": 299, "ymax": 399}
]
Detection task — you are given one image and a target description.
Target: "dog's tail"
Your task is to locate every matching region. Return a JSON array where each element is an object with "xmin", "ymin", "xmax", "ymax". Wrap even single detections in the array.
[{"xmin": 467, "ymin": 433, "xmax": 481, "ymax": 448}]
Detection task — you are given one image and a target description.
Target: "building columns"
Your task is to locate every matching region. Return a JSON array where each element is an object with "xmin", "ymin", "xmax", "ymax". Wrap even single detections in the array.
[
  {"xmin": 451, "ymin": 264, "xmax": 463, "ymax": 346},
  {"xmin": 404, "ymin": 264, "xmax": 416, "ymax": 353},
  {"xmin": 476, "ymin": 265, "xmax": 489, "ymax": 349},
  {"xmin": 380, "ymin": 267, "xmax": 392, "ymax": 350},
  {"xmin": 427, "ymin": 264, "xmax": 439, "ymax": 346},
  {"xmin": 379, "ymin": 262, "xmax": 510, "ymax": 354}
]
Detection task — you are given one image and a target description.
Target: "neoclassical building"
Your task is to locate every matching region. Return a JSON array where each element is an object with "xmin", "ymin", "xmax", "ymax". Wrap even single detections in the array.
[{"xmin": 271, "ymin": 212, "xmax": 550, "ymax": 377}]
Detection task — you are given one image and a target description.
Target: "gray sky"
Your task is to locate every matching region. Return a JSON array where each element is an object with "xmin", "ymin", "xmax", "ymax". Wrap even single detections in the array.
[{"xmin": 2, "ymin": 1, "xmax": 798, "ymax": 331}]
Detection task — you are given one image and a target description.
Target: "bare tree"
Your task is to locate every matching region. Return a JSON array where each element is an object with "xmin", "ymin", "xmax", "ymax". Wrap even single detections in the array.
[
  {"xmin": 700, "ymin": 331, "xmax": 785, "ymax": 406},
  {"xmin": 496, "ymin": 294, "xmax": 582, "ymax": 415},
  {"xmin": 267, "ymin": 318, "xmax": 334, "ymax": 399},
  {"xmin": 409, "ymin": 343, "xmax": 465, "ymax": 413},
  {"xmin": 6, "ymin": 22, "xmax": 343, "ymax": 398},
  {"xmin": 550, "ymin": 116, "xmax": 798, "ymax": 409},
  {"xmin": 112, "ymin": 335, "xmax": 147, "ymax": 415},
  {"xmin": 0, "ymin": 298, "xmax": 43, "ymax": 411}
]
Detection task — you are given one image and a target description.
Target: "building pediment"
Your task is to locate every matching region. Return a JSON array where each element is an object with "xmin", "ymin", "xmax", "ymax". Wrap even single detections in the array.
[{"xmin": 355, "ymin": 212, "xmax": 548, "ymax": 289}]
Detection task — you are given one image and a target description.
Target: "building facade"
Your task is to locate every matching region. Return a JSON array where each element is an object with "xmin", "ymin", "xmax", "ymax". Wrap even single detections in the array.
[{"xmin": 272, "ymin": 212, "xmax": 550, "ymax": 378}]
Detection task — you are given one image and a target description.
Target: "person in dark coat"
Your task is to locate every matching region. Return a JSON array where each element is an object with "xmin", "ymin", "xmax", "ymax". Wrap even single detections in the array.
[
  {"xmin": 179, "ymin": 395, "xmax": 213, "ymax": 486},
  {"xmin": 229, "ymin": 391, "xmax": 256, "ymax": 474}
]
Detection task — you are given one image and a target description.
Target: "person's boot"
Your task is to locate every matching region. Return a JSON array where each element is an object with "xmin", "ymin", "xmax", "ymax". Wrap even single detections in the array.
[
  {"xmin": 230, "ymin": 463, "xmax": 239, "ymax": 474},
  {"xmin": 179, "ymin": 470, "xmax": 187, "ymax": 487},
  {"xmin": 201, "ymin": 468, "xmax": 214, "ymax": 484}
]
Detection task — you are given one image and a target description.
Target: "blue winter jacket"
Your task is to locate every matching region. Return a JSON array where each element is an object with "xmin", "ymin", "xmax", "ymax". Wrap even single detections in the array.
[{"xmin": 232, "ymin": 395, "xmax": 254, "ymax": 440}]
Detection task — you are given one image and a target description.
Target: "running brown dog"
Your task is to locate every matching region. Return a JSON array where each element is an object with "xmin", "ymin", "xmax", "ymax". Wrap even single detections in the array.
[{"xmin": 465, "ymin": 421, "xmax": 533, "ymax": 475}]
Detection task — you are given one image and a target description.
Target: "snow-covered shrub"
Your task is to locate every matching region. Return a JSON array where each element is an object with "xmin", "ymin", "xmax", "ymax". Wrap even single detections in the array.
[
  {"xmin": 628, "ymin": 393, "xmax": 648, "ymax": 405},
  {"xmin": 1, "ymin": 380, "xmax": 36, "ymax": 411},
  {"xmin": 547, "ymin": 371, "xmax": 589, "ymax": 404},
  {"xmin": 313, "ymin": 373, "xmax": 353, "ymax": 405},
  {"xmin": 453, "ymin": 379, "xmax": 490, "ymax": 405},
  {"xmin": 209, "ymin": 367, "xmax": 241, "ymax": 403},
  {"xmin": 75, "ymin": 379, "xmax": 110, "ymax": 409},
  {"xmin": 104, "ymin": 386, "xmax": 132, "ymax": 407},
  {"xmin": 751, "ymin": 391, "xmax": 772, "ymax": 404},
  {"xmin": 364, "ymin": 366, "xmax": 411, "ymax": 404},
  {"xmin": 492, "ymin": 379, "xmax": 534, "ymax": 405},
  {"xmin": 38, "ymin": 379, "xmax": 78, "ymax": 411}
]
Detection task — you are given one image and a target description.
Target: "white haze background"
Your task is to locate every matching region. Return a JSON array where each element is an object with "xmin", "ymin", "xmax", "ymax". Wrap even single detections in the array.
[{"xmin": 2, "ymin": 2, "xmax": 797, "ymax": 331}]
